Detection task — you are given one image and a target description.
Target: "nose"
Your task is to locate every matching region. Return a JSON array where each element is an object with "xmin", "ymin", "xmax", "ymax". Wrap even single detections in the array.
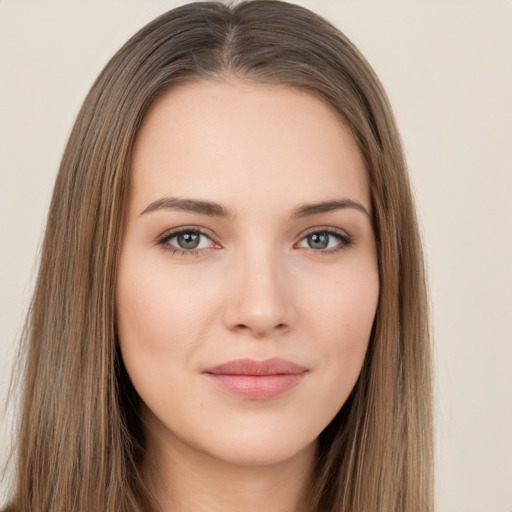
[{"xmin": 222, "ymin": 249, "xmax": 295, "ymax": 338}]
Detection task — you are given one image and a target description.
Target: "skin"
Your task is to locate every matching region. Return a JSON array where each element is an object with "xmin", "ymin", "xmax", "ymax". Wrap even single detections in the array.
[{"xmin": 116, "ymin": 80, "xmax": 379, "ymax": 512}]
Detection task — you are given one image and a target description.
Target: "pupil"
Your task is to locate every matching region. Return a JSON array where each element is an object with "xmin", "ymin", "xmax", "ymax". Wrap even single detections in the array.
[
  {"xmin": 178, "ymin": 232, "xmax": 200, "ymax": 249},
  {"xmin": 308, "ymin": 232, "xmax": 329, "ymax": 249}
]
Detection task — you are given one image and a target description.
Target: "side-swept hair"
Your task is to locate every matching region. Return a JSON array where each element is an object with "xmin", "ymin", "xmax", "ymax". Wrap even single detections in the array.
[{"xmin": 8, "ymin": 2, "xmax": 433, "ymax": 511}]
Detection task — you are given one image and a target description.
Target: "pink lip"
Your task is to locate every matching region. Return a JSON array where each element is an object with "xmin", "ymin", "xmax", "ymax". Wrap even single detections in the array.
[{"xmin": 203, "ymin": 358, "xmax": 309, "ymax": 399}]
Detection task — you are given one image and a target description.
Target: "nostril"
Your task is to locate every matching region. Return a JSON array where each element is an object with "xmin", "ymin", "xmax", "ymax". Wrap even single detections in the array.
[{"xmin": 232, "ymin": 322, "xmax": 289, "ymax": 336}]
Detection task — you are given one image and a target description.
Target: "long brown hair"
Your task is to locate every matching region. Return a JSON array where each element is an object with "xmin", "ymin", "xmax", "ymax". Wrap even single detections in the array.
[{"xmin": 6, "ymin": 1, "xmax": 433, "ymax": 510}]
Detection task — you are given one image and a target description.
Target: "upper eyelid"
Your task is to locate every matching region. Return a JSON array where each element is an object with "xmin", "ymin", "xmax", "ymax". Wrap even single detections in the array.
[
  {"xmin": 158, "ymin": 226, "xmax": 218, "ymax": 243},
  {"xmin": 299, "ymin": 225, "xmax": 349, "ymax": 236}
]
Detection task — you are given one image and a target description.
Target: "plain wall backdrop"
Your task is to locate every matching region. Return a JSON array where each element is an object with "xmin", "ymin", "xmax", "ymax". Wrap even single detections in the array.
[{"xmin": 1, "ymin": 1, "xmax": 511, "ymax": 510}]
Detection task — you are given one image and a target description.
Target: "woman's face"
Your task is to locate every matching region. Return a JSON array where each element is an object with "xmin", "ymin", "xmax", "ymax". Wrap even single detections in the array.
[{"xmin": 116, "ymin": 81, "xmax": 379, "ymax": 467}]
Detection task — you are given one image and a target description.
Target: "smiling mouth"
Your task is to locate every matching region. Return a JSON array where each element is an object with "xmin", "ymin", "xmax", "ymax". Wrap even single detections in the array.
[{"xmin": 202, "ymin": 358, "xmax": 309, "ymax": 399}]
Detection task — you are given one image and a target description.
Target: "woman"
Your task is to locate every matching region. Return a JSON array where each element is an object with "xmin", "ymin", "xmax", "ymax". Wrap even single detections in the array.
[{"xmin": 5, "ymin": 1, "xmax": 433, "ymax": 511}]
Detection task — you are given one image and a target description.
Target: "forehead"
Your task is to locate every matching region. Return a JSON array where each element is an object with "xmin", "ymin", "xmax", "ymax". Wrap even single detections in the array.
[{"xmin": 130, "ymin": 80, "xmax": 370, "ymax": 215}]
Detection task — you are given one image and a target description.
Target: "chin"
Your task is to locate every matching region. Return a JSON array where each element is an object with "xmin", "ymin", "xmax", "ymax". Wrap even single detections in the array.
[
  {"xmin": 209, "ymin": 441, "xmax": 316, "ymax": 469},
  {"xmin": 191, "ymin": 425, "xmax": 319, "ymax": 468}
]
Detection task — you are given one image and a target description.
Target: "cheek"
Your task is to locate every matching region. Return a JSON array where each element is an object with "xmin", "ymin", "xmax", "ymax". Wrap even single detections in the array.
[
  {"xmin": 302, "ymin": 261, "xmax": 378, "ymax": 396},
  {"xmin": 116, "ymin": 258, "xmax": 217, "ymax": 349},
  {"xmin": 115, "ymin": 259, "xmax": 220, "ymax": 428},
  {"xmin": 305, "ymin": 260, "xmax": 378, "ymax": 342},
  {"xmin": 117, "ymin": 274, "xmax": 179, "ymax": 356},
  {"xmin": 115, "ymin": 258, "xmax": 215, "ymax": 395}
]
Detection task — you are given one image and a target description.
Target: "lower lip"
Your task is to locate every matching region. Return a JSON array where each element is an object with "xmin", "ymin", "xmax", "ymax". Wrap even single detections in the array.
[{"xmin": 204, "ymin": 373, "xmax": 307, "ymax": 399}]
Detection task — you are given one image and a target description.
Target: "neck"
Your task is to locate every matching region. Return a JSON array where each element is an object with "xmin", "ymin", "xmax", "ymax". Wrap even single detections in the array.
[{"xmin": 142, "ymin": 421, "xmax": 317, "ymax": 512}]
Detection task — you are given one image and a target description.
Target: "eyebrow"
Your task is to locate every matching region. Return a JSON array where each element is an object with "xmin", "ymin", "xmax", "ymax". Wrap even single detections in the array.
[
  {"xmin": 140, "ymin": 197, "xmax": 234, "ymax": 218},
  {"xmin": 291, "ymin": 199, "xmax": 370, "ymax": 219},
  {"xmin": 140, "ymin": 196, "xmax": 370, "ymax": 219}
]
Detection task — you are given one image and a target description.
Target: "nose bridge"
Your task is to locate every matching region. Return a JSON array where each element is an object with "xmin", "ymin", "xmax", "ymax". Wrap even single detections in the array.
[{"xmin": 223, "ymin": 241, "xmax": 293, "ymax": 336}]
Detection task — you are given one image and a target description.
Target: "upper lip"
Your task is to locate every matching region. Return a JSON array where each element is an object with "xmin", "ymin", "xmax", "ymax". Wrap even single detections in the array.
[{"xmin": 203, "ymin": 358, "xmax": 309, "ymax": 376}]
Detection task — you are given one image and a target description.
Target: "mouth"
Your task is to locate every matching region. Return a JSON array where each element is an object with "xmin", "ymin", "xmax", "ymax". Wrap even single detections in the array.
[{"xmin": 202, "ymin": 358, "xmax": 309, "ymax": 399}]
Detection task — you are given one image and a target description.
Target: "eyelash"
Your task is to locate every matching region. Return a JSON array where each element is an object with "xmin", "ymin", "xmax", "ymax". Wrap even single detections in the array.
[
  {"xmin": 156, "ymin": 227, "xmax": 220, "ymax": 257},
  {"xmin": 156, "ymin": 227, "xmax": 354, "ymax": 257},
  {"xmin": 298, "ymin": 228, "xmax": 354, "ymax": 254}
]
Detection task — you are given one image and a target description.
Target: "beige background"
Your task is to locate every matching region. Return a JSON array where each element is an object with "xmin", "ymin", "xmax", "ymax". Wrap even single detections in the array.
[{"xmin": 1, "ymin": 1, "xmax": 511, "ymax": 510}]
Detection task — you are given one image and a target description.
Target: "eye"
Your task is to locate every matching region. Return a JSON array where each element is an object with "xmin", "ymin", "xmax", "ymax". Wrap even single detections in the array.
[
  {"xmin": 296, "ymin": 229, "xmax": 353, "ymax": 252},
  {"xmin": 157, "ymin": 228, "xmax": 218, "ymax": 255}
]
